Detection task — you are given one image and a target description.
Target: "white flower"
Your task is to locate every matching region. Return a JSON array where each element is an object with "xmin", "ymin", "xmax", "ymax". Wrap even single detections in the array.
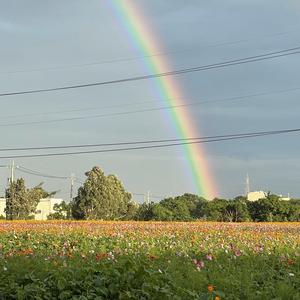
[{"xmin": 288, "ymin": 273, "xmax": 295, "ymax": 277}]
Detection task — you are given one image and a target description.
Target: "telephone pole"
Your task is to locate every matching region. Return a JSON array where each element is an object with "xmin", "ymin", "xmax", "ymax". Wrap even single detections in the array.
[
  {"xmin": 70, "ymin": 173, "xmax": 75, "ymax": 202},
  {"xmin": 8, "ymin": 160, "xmax": 16, "ymax": 185}
]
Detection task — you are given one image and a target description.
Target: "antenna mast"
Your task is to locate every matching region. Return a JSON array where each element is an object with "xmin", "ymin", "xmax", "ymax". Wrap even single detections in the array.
[{"xmin": 245, "ymin": 173, "xmax": 250, "ymax": 196}]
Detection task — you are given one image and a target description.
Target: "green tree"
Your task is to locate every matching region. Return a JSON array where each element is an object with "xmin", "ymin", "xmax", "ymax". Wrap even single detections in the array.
[
  {"xmin": 47, "ymin": 201, "xmax": 72, "ymax": 220},
  {"xmin": 159, "ymin": 197, "xmax": 191, "ymax": 221},
  {"xmin": 286, "ymin": 199, "xmax": 300, "ymax": 221},
  {"xmin": 202, "ymin": 198, "xmax": 228, "ymax": 221},
  {"xmin": 72, "ymin": 166, "xmax": 132, "ymax": 220},
  {"xmin": 135, "ymin": 202, "xmax": 156, "ymax": 221},
  {"xmin": 123, "ymin": 201, "xmax": 139, "ymax": 220},
  {"xmin": 5, "ymin": 178, "xmax": 27, "ymax": 220},
  {"xmin": 191, "ymin": 197, "xmax": 208, "ymax": 219},
  {"xmin": 5, "ymin": 179, "xmax": 51, "ymax": 220},
  {"xmin": 152, "ymin": 203, "xmax": 174, "ymax": 221},
  {"xmin": 223, "ymin": 198, "xmax": 251, "ymax": 222},
  {"xmin": 247, "ymin": 194, "xmax": 289, "ymax": 221}
]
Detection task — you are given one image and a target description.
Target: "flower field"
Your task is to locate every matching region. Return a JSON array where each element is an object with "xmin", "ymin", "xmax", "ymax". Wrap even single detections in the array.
[{"xmin": 0, "ymin": 221, "xmax": 299, "ymax": 299}]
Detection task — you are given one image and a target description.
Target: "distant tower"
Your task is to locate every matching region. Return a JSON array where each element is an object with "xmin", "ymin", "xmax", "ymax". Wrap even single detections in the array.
[{"xmin": 245, "ymin": 174, "xmax": 250, "ymax": 196}]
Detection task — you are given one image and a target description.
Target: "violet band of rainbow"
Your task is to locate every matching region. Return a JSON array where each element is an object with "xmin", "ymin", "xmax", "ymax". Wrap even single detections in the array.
[{"xmin": 108, "ymin": 0, "xmax": 217, "ymax": 199}]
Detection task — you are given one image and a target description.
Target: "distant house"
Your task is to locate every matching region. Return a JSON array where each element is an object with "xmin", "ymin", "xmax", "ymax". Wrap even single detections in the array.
[
  {"xmin": 247, "ymin": 191, "xmax": 267, "ymax": 202},
  {"xmin": 278, "ymin": 195, "xmax": 291, "ymax": 201},
  {"xmin": 0, "ymin": 198, "xmax": 5, "ymax": 218},
  {"xmin": 247, "ymin": 191, "xmax": 291, "ymax": 202},
  {"xmin": 0, "ymin": 198, "xmax": 63, "ymax": 220}
]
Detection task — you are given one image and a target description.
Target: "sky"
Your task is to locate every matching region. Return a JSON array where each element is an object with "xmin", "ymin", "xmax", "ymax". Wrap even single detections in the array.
[{"xmin": 0, "ymin": 0, "xmax": 300, "ymax": 201}]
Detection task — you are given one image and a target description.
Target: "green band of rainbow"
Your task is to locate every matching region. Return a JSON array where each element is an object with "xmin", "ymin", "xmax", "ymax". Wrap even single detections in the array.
[{"xmin": 108, "ymin": 0, "xmax": 217, "ymax": 199}]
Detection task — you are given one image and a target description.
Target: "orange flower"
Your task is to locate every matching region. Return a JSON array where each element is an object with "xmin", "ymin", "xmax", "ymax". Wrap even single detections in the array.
[
  {"xmin": 95, "ymin": 252, "xmax": 107, "ymax": 260},
  {"xmin": 208, "ymin": 285, "xmax": 214, "ymax": 293},
  {"xmin": 215, "ymin": 296, "xmax": 221, "ymax": 300},
  {"xmin": 148, "ymin": 254, "xmax": 157, "ymax": 260}
]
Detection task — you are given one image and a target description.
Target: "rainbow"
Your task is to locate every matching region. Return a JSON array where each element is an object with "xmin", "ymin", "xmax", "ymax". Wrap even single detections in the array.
[{"xmin": 108, "ymin": 1, "xmax": 216, "ymax": 199}]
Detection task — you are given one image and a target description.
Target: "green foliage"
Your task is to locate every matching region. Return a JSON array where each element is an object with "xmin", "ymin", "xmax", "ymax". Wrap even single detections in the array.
[
  {"xmin": 223, "ymin": 198, "xmax": 251, "ymax": 222},
  {"xmin": 5, "ymin": 179, "xmax": 52, "ymax": 220},
  {"xmin": 152, "ymin": 203, "xmax": 174, "ymax": 221},
  {"xmin": 202, "ymin": 198, "xmax": 228, "ymax": 221},
  {"xmin": 136, "ymin": 194, "xmax": 207, "ymax": 221},
  {"xmin": 122, "ymin": 201, "xmax": 139, "ymax": 220},
  {"xmin": 0, "ymin": 223, "xmax": 298, "ymax": 299},
  {"xmin": 133, "ymin": 193, "xmax": 300, "ymax": 222},
  {"xmin": 72, "ymin": 166, "xmax": 132, "ymax": 220},
  {"xmin": 247, "ymin": 194, "xmax": 294, "ymax": 221},
  {"xmin": 47, "ymin": 201, "xmax": 72, "ymax": 220},
  {"xmin": 135, "ymin": 202, "xmax": 156, "ymax": 221}
]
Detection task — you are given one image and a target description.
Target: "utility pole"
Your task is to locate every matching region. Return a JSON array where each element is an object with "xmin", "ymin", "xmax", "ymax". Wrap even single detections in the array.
[
  {"xmin": 6, "ymin": 161, "xmax": 16, "ymax": 221},
  {"xmin": 9, "ymin": 160, "xmax": 15, "ymax": 184},
  {"xmin": 70, "ymin": 173, "xmax": 75, "ymax": 202}
]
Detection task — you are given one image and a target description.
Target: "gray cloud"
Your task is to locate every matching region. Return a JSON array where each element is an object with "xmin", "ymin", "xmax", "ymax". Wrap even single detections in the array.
[{"xmin": 0, "ymin": 0, "xmax": 299, "ymax": 199}]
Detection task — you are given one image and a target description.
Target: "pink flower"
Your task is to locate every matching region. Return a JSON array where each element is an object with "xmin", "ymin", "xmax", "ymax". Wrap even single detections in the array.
[
  {"xmin": 192, "ymin": 259, "xmax": 205, "ymax": 271},
  {"xmin": 206, "ymin": 254, "xmax": 213, "ymax": 261}
]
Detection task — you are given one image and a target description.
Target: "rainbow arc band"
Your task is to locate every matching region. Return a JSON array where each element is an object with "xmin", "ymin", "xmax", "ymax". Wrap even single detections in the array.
[{"xmin": 109, "ymin": 0, "xmax": 216, "ymax": 199}]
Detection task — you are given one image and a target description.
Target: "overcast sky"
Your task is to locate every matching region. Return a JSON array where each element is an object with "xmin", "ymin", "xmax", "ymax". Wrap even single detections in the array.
[{"xmin": 0, "ymin": 0, "xmax": 300, "ymax": 201}]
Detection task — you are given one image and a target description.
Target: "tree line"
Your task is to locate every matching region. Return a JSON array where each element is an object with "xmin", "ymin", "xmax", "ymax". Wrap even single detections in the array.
[{"xmin": 3, "ymin": 166, "xmax": 300, "ymax": 221}]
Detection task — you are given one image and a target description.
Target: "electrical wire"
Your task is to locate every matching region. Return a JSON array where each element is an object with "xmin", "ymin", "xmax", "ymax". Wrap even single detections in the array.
[
  {"xmin": 0, "ymin": 128, "xmax": 298, "ymax": 152},
  {"xmin": 0, "ymin": 128, "xmax": 298, "ymax": 159},
  {"xmin": 15, "ymin": 166, "xmax": 165, "ymax": 199},
  {"xmin": 0, "ymin": 46, "xmax": 299, "ymax": 98},
  {"xmin": 0, "ymin": 86, "xmax": 300, "ymax": 127},
  {"xmin": 1, "ymin": 27, "xmax": 299, "ymax": 75},
  {"xmin": 16, "ymin": 166, "xmax": 69, "ymax": 179}
]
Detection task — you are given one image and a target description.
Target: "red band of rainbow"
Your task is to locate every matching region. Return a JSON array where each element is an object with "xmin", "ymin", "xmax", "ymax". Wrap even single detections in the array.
[{"xmin": 108, "ymin": 0, "xmax": 217, "ymax": 199}]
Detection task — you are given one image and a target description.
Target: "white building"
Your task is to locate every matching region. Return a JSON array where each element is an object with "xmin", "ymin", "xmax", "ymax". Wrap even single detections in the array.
[
  {"xmin": 0, "ymin": 198, "xmax": 63, "ymax": 220},
  {"xmin": 279, "ymin": 194, "xmax": 291, "ymax": 201},
  {"xmin": 0, "ymin": 198, "xmax": 5, "ymax": 218},
  {"xmin": 247, "ymin": 191, "xmax": 291, "ymax": 202},
  {"xmin": 247, "ymin": 191, "xmax": 267, "ymax": 202}
]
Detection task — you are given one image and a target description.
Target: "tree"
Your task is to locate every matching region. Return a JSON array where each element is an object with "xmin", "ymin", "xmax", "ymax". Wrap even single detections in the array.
[
  {"xmin": 5, "ymin": 179, "xmax": 27, "ymax": 220},
  {"xmin": 287, "ymin": 200, "xmax": 300, "ymax": 221},
  {"xmin": 247, "ymin": 194, "xmax": 289, "ymax": 221},
  {"xmin": 202, "ymin": 198, "xmax": 228, "ymax": 221},
  {"xmin": 72, "ymin": 166, "xmax": 132, "ymax": 220},
  {"xmin": 47, "ymin": 201, "xmax": 72, "ymax": 220},
  {"xmin": 152, "ymin": 203, "xmax": 174, "ymax": 221},
  {"xmin": 5, "ymin": 179, "xmax": 52, "ymax": 220},
  {"xmin": 135, "ymin": 202, "xmax": 156, "ymax": 221},
  {"xmin": 223, "ymin": 199, "xmax": 250, "ymax": 222},
  {"xmin": 159, "ymin": 197, "xmax": 191, "ymax": 221},
  {"xmin": 123, "ymin": 201, "xmax": 139, "ymax": 220}
]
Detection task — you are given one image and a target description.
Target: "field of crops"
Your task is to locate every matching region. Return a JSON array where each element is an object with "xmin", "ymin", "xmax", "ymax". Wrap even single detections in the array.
[{"xmin": 0, "ymin": 221, "xmax": 299, "ymax": 299}]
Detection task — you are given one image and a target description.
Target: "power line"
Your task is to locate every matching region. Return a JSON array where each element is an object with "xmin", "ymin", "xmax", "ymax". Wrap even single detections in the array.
[
  {"xmin": 0, "ymin": 128, "xmax": 297, "ymax": 152},
  {"xmin": 0, "ymin": 98, "xmax": 160, "ymax": 120},
  {"xmin": 1, "ymin": 86, "xmax": 300, "ymax": 127},
  {"xmin": 132, "ymin": 192, "xmax": 164, "ymax": 199},
  {"xmin": 1, "ymin": 27, "xmax": 299, "ymax": 75},
  {"xmin": 16, "ymin": 166, "xmax": 69, "ymax": 180},
  {"xmin": 14, "ymin": 165, "xmax": 163, "ymax": 199},
  {"xmin": 0, "ymin": 46, "xmax": 299, "ymax": 98},
  {"xmin": 0, "ymin": 127, "xmax": 299, "ymax": 159}
]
